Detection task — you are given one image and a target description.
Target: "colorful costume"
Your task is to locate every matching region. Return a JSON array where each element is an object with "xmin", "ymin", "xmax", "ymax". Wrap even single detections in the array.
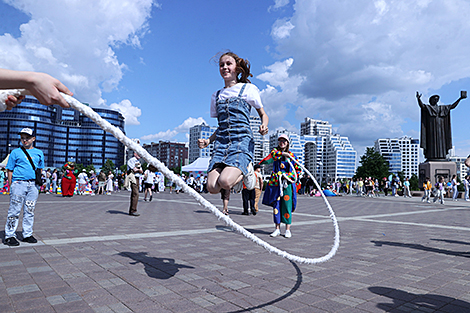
[
  {"xmin": 61, "ymin": 162, "xmax": 76, "ymax": 197},
  {"xmin": 261, "ymin": 148, "xmax": 301, "ymax": 225}
]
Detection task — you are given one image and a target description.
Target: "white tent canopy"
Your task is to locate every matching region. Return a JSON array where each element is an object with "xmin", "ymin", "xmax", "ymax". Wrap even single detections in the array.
[
  {"xmin": 0, "ymin": 154, "xmax": 9, "ymax": 168},
  {"xmin": 182, "ymin": 157, "xmax": 210, "ymax": 173}
]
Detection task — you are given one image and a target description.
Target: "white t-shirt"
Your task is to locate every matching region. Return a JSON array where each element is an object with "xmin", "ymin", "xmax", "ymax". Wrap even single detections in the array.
[
  {"xmin": 144, "ymin": 170, "xmax": 156, "ymax": 184},
  {"xmin": 210, "ymin": 83, "xmax": 263, "ymax": 118},
  {"xmin": 77, "ymin": 172, "xmax": 88, "ymax": 184}
]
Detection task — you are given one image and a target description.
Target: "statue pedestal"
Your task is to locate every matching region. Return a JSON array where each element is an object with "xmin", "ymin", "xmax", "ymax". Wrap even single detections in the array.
[{"xmin": 419, "ymin": 161, "xmax": 456, "ymax": 187}]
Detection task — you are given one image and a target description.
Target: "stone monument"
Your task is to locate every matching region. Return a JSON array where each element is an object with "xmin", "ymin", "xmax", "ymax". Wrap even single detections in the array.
[{"xmin": 417, "ymin": 91, "xmax": 466, "ymax": 186}]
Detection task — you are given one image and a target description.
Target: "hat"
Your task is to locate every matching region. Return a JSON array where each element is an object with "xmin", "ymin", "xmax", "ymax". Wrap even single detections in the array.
[
  {"xmin": 19, "ymin": 128, "xmax": 34, "ymax": 136},
  {"xmin": 278, "ymin": 134, "xmax": 290, "ymax": 142},
  {"xmin": 254, "ymin": 164, "xmax": 261, "ymax": 170},
  {"xmin": 135, "ymin": 161, "xmax": 141, "ymax": 168},
  {"xmin": 82, "ymin": 169, "xmax": 86, "ymax": 172}
]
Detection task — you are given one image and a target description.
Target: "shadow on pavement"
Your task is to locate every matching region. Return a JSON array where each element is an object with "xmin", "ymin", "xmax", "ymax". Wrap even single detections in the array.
[
  {"xmin": 431, "ymin": 238, "xmax": 470, "ymax": 246},
  {"xmin": 369, "ymin": 286, "xmax": 470, "ymax": 311},
  {"xmin": 371, "ymin": 240, "xmax": 470, "ymax": 258},
  {"xmin": 228, "ymin": 260, "xmax": 302, "ymax": 313},
  {"xmin": 193, "ymin": 210, "xmax": 211, "ymax": 214},
  {"xmin": 118, "ymin": 251, "xmax": 194, "ymax": 279},
  {"xmin": 107, "ymin": 210, "xmax": 129, "ymax": 215}
]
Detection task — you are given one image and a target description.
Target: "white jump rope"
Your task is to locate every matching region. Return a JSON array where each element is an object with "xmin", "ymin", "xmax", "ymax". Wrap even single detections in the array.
[{"xmin": 0, "ymin": 90, "xmax": 340, "ymax": 264}]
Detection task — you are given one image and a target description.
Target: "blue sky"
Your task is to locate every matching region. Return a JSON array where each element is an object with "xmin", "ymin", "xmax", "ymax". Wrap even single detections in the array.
[{"xmin": 1, "ymin": 0, "xmax": 470, "ymax": 159}]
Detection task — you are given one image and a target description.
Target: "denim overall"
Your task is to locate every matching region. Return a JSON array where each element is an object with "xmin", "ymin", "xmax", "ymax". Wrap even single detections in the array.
[{"xmin": 208, "ymin": 84, "xmax": 254, "ymax": 175}]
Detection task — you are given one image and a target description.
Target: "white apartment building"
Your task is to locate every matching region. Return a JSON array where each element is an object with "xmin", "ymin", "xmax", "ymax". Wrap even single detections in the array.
[
  {"xmin": 374, "ymin": 136, "xmax": 419, "ymax": 179},
  {"xmin": 448, "ymin": 156, "xmax": 469, "ymax": 181},
  {"xmin": 188, "ymin": 123, "xmax": 217, "ymax": 163},
  {"xmin": 301, "ymin": 117, "xmax": 332, "ymax": 136},
  {"xmin": 250, "ymin": 115, "xmax": 269, "ymax": 165},
  {"xmin": 270, "ymin": 124, "xmax": 356, "ymax": 182}
]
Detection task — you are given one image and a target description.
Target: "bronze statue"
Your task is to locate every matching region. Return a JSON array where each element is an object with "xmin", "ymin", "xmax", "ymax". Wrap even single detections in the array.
[{"xmin": 416, "ymin": 91, "xmax": 465, "ymax": 161}]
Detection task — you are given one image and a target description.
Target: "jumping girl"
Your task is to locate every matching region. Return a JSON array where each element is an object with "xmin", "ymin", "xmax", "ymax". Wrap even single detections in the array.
[
  {"xmin": 198, "ymin": 52, "xmax": 268, "ymax": 193},
  {"xmin": 260, "ymin": 134, "xmax": 301, "ymax": 238}
]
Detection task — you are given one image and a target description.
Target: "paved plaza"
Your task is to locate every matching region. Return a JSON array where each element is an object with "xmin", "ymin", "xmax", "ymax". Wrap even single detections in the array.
[{"xmin": 1, "ymin": 190, "xmax": 470, "ymax": 312}]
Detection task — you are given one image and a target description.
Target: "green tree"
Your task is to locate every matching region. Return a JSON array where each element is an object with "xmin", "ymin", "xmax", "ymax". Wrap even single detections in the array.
[
  {"xmin": 410, "ymin": 173, "xmax": 419, "ymax": 191},
  {"xmin": 85, "ymin": 164, "xmax": 96, "ymax": 174},
  {"xmin": 101, "ymin": 159, "xmax": 116, "ymax": 175},
  {"xmin": 355, "ymin": 147, "xmax": 390, "ymax": 179},
  {"xmin": 120, "ymin": 164, "xmax": 128, "ymax": 174}
]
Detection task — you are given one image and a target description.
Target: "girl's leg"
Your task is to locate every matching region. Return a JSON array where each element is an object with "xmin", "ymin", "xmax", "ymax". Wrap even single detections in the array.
[{"xmin": 207, "ymin": 167, "xmax": 243, "ymax": 194}]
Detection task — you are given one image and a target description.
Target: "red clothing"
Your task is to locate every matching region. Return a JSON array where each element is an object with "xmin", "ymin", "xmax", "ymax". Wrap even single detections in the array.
[{"xmin": 61, "ymin": 170, "xmax": 76, "ymax": 197}]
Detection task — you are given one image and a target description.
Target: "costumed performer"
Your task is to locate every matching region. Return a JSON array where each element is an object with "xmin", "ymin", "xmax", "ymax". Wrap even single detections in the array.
[
  {"xmin": 61, "ymin": 162, "xmax": 76, "ymax": 197},
  {"xmin": 260, "ymin": 134, "xmax": 301, "ymax": 238}
]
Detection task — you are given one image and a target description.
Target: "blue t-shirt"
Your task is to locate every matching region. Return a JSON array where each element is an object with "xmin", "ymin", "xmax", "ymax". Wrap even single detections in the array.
[{"xmin": 6, "ymin": 147, "xmax": 44, "ymax": 182}]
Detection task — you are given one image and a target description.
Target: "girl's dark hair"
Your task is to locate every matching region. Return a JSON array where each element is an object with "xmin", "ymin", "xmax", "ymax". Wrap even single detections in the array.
[{"xmin": 216, "ymin": 51, "xmax": 253, "ymax": 83}]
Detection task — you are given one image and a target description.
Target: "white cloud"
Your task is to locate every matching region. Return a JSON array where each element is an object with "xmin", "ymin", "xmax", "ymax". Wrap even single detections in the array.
[
  {"xmin": 260, "ymin": 0, "xmax": 470, "ymax": 152},
  {"xmin": 268, "ymin": 0, "xmax": 290, "ymax": 12},
  {"xmin": 141, "ymin": 117, "xmax": 207, "ymax": 142},
  {"xmin": 109, "ymin": 99, "xmax": 142, "ymax": 125},
  {"xmin": 0, "ymin": 0, "xmax": 156, "ymax": 123}
]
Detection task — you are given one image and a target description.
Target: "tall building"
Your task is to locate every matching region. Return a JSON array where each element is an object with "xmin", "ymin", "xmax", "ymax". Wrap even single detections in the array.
[
  {"xmin": 270, "ymin": 125, "xmax": 356, "ymax": 182},
  {"xmin": 250, "ymin": 115, "xmax": 269, "ymax": 165},
  {"xmin": 188, "ymin": 123, "xmax": 217, "ymax": 163},
  {"xmin": 0, "ymin": 96, "xmax": 125, "ymax": 168},
  {"xmin": 143, "ymin": 141, "xmax": 188, "ymax": 169},
  {"xmin": 374, "ymin": 136, "xmax": 419, "ymax": 179},
  {"xmin": 448, "ymin": 156, "xmax": 469, "ymax": 182},
  {"xmin": 301, "ymin": 118, "xmax": 332, "ymax": 136}
]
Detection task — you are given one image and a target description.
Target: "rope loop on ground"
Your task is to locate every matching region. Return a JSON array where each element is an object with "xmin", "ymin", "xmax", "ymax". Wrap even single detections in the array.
[{"xmin": 0, "ymin": 89, "xmax": 340, "ymax": 264}]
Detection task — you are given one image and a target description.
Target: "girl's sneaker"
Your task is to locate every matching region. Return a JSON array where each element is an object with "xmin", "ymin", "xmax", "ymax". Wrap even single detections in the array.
[
  {"xmin": 270, "ymin": 229, "xmax": 280, "ymax": 237},
  {"xmin": 285, "ymin": 230, "xmax": 292, "ymax": 238}
]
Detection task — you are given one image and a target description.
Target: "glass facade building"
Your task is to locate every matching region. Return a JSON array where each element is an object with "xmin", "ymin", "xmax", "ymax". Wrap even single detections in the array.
[
  {"xmin": 374, "ymin": 136, "xmax": 419, "ymax": 179},
  {"xmin": 0, "ymin": 96, "xmax": 125, "ymax": 168}
]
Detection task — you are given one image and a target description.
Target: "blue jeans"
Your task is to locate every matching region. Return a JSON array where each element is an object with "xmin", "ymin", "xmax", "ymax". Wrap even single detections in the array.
[
  {"xmin": 452, "ymin": 186, "xmax": 459, "ymax": 200},
  {"xmin": 5, "ymin": 180, "xmax": 39, "ymax": 239}
]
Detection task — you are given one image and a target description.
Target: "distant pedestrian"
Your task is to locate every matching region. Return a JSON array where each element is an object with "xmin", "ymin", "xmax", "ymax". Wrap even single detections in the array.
[
  {"xmin": 77, "ymin": 169, "xmax": 88, "ymax": 195},
  {"xmin": 4, "ymin": 128, "xmax": 43, "ymax": 246},
  {"xmin": 253, "ymin": 164, "xmax": 263, "ymax": 214},
  {"xmin": 143, "ymin": 165, "xmax": 157, "ymax": 201},
  {"xmin": 241, "ymin": 182, "xmax": 256, "ymax": 215},
  {"xmin": 106, "ymin": 171, "xmax": 114, "ymax": 195},
  {"xmin": 464, "ymin": 175, "xmax": 470, "ymax": 202},
  {"xmin": 61, "ymin": 162, "xmax": 76, "ymax": 197},
  {"xmin": 451, "ymin": 174, "xmax": 459, "ymax": 201},
  {"xmin": 421, "ymin": 177, "xmax": 432, "ymax": 203},
  {"xmin": 97, "ymin": 170, "xmax": 106, "ymax": 195},
  {"xmin": 403, "ymin": 177, "xmax": 412, "ymax": 198},
  {"xmin": 434, "ymin": 176, "xmax": 445, "ymax": 205},
  {"xmin": 127, "ymin": 153, "xmax": 143, "ymax": 216},
  {"xmin": 51, "ymin": 169, "xmax": 58, "ymax": 194}
]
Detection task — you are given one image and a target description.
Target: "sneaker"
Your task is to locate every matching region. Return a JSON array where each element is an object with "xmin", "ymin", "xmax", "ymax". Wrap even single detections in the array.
[
  {"xmin": 4, "ymin": 237, "xmax": 20, "ymax": 246},
  {"xmin": 22, "ymin": 236, "xmax": 37, "ymax": 244},
  {"xmin": 149, "ymin": 195, "xmax": 152, "ymax": 202},
  {"xmin": 270, "ymin": 229, "xmax": 280, "ymax": 237},
  {"xmin": 143, "ymin": 198, "xmax": 147, "ymax": 202},
  {"xmin": 243, "ymin": 163, "xmax": 256, "ymax": 190},
  {"xmin": 129, "ymin": 212, "xmax": 140, "ymax": 216},
  {"xmin": 285, "ymin": 230, "xmax": 292, "ymax": 238}
]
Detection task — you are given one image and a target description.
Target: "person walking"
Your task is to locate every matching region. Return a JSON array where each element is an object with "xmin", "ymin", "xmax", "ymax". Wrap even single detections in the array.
[
  {"xmin": 241, "ymin": 182, "xmax": 256, "ymax": 215},
  {"xmin": 434, "ymin": 176, "xmax": 445, "ymax": 205},
  {"xmin": 253, "ymin": 164, "xmax": 263, "ymax": 214},
  {"xmin": 464, "ymin": 175, "xmax": 470, "ymax": 202},
  {"xmin": 106, "ymin": 171, "xmax": 114, "ymax": 195},
  {"xmin": 77, "ymin": 169, "xmax": 88, "ymax": 195},
  {"xmin": 4, "ymin": 128, "xmax": 43, "ymax": 246},
  {"xmin": 451, "ymin": 174, "xmax": 459, "ymax": 201},
  {"xmin": 261, "ymin": 134, "xmax": 301, "ymax": 238},
  {"xmin": 403, "ymin": 177, "xmax": 412, "ymax": 198},
  {"xmin": 421, "ymin": 177, "xmax": 432, "ymax": 203},
  {"xmin": 127, "ymin": 153, "xmax": 143, "ymax": 216},
  {"xmin": 143, "ymin": 165, "xmax": 157, "ymax": 201}
]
